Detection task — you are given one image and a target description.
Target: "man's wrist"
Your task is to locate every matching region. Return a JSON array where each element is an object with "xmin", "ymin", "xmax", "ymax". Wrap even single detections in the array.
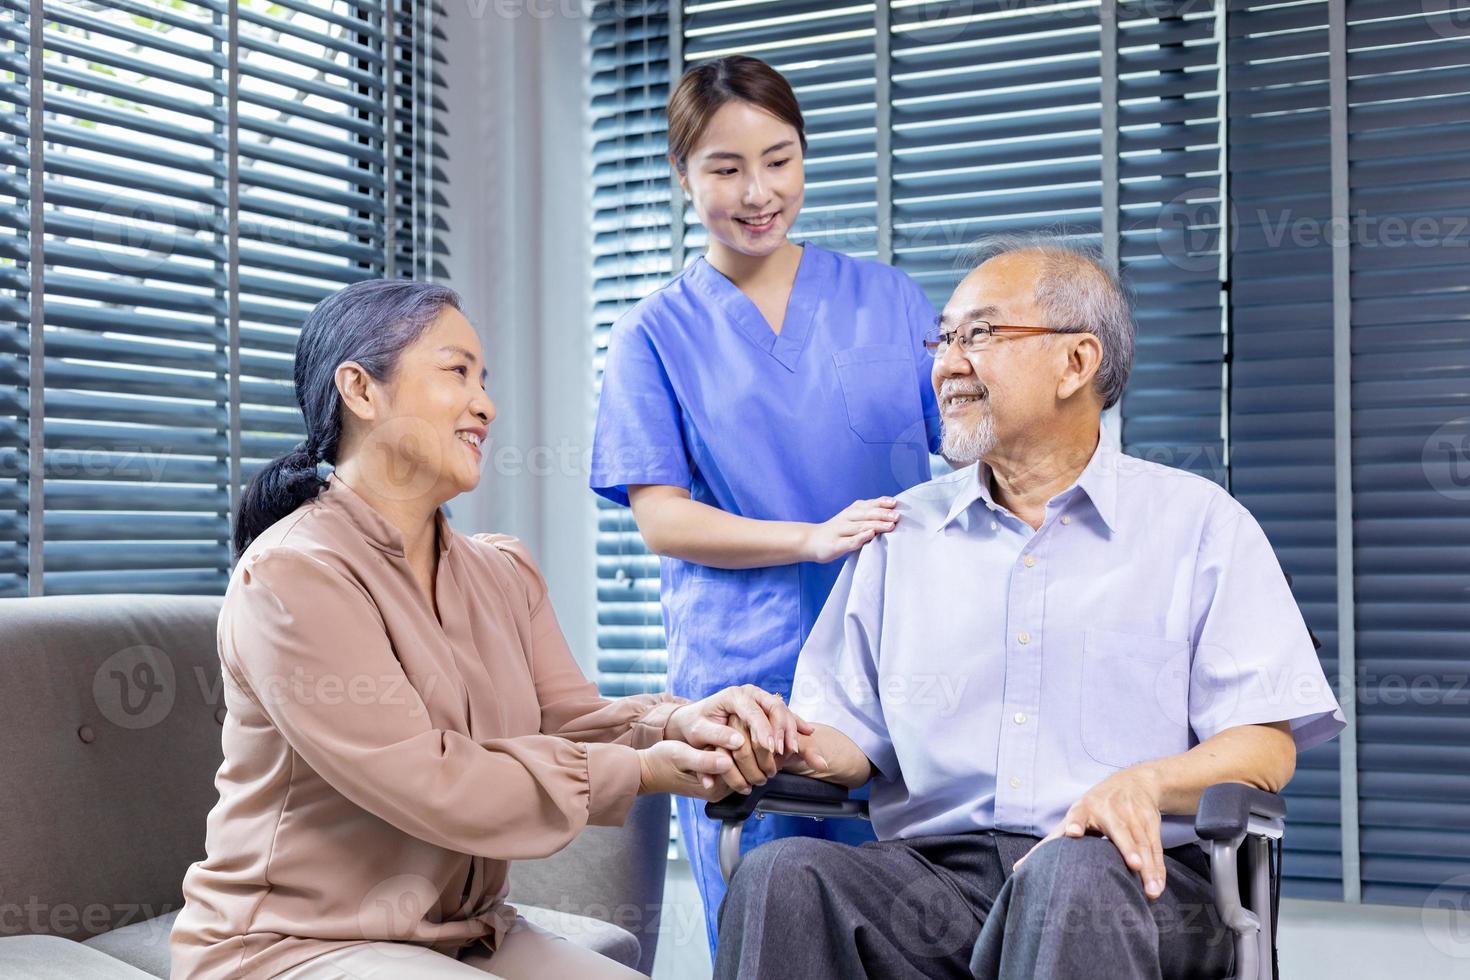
[{"xmin": 1128, "ymin": 761, "xmax": 1167, "ymax": 806}]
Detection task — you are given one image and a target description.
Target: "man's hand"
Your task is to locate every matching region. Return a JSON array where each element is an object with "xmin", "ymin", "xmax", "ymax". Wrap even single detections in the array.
[{"xmin": 1014, "ymin": 766, "xmax": 1168, "ymax": 900}]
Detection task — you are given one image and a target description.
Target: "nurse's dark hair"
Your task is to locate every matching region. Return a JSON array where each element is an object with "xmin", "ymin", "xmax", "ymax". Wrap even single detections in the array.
[
  {"xmin": 233, "ymin": 278, "xmax": 463, "ymax": 558},
  {"xmin": 667, "ymin": 56, "xmax": 806, "ymax": 172}
]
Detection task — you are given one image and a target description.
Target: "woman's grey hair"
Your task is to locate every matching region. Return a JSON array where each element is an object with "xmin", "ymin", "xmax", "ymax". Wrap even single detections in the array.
[
  {"xmin": 963, "ymin": 232, "xmax": 1135, "ymax": 410},
  {"xmin": 233, "ymin": 278, "xmax": 463, "ymax": 557}
]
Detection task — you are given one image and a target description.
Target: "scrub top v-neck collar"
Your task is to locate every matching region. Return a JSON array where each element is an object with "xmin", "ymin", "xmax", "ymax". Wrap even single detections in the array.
[{"xmin": 685, "ymin": 241, "xmax": 825, "ymax": 373}]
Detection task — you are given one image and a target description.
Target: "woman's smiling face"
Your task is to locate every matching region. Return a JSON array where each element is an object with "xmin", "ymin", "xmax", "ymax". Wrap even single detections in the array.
[
  {"xmin": 679, "ymin": 100, "xmax": 805, "ymax": 260},
  {"xmin": 350, "ymin": 306, "xmax": 496, "ymax": 504}
]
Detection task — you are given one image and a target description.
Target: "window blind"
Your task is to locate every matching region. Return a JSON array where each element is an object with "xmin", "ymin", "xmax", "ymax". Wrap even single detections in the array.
[
  {"xmin": 1342, "ymin": 0, "xmax": 1470, "ymax": 907},
  {"xmin": 0, "ymin": 0, "xmax": 445, "ymax": 597},
  {"xmin": 586, "ymin": 0, "xmax": 1468, "ymax": 909},
  {"xmin": 589, "ymin": 0, "xmax": 674, "ymax": 696},
  {"xmin": 1226, "ymin": 0, "xmax": 1344, "ymax": 900}
]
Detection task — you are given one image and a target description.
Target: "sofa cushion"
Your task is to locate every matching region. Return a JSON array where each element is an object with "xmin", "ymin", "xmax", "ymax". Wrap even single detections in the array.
[
  {"xmin": 76, "ymin": 906, "xmax": 637, "ymax": 978},
  {"xmin": 81, "ymin": 911, "xmax": 176, "ymax": 978},
  {"xmin": 0, "ymin": 934, "xmax": 160, "ymax": 979},
  {"xmin": 517, "ymin": 903, "xmax": 641, "ymax": 970},
  {"xmin": 0, "ymin": 595, "xmax": 225, "ymax": 942}
]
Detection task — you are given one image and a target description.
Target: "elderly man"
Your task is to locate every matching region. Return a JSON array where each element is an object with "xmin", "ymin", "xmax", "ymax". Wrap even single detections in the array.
[{"xmin": 713, "ymin": 234, "xmax": 1345, "ymax": 980}]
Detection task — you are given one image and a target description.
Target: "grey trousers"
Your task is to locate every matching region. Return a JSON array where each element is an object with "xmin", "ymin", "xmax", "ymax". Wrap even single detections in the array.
[{"xmin": 714, "ymin": 831, "xmax": 1235, "ymax": 980}]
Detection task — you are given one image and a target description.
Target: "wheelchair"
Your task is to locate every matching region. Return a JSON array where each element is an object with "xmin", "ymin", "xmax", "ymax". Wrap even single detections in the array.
[{"xmin": 708, "ymin": 777, "xmax": 1285, "ymax": 980}]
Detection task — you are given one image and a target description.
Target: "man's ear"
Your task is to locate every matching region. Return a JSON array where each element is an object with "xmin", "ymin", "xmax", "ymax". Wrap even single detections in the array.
[
  {"xmin": 1056, "ymin": 333, "xmax": 1104, "ymax": 402},
  {"xmin": 335, "ymin": 361, "xmax": 379, "ymax": 423}
]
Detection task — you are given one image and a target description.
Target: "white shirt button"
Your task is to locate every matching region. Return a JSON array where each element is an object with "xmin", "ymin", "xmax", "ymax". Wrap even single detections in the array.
[
  {"xmin": 990, "ymin": 521, "xmax": 998, "ymax": 531},
  {"xmin": 1023, "ymin": 555, "xmax": 1036, "ymax": 568},
  {"xmin": 1018, "ymin": 631, "xmax": 1031, "ymax": 645},
  {"xmin": 1061, "ymin": 515, "xmax": 1071, "ymax": 525},
  {"xmin": 1014, "ymin": 712, "xmax": 1027, "ymax": 725},
  {"xmin": 1009, "ymin": 776, "xmax": 1022, "ymax": 789}
]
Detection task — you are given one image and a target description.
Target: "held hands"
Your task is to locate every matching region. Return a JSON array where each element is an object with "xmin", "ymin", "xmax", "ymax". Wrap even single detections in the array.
[
  {"xmin": 1014, "ymin": 765, "xmax": 1169, "ymax": 901},
  {"xmin": 802, "ymin": 497, "xmax": 899, "ymax": 563},
  {"xmin": 636, "ymin": 741, "xmax": 734, "ymax": 801},
  {"xmin": 655, "ymin": 685, "xmax": 828, "ymax": 799}
]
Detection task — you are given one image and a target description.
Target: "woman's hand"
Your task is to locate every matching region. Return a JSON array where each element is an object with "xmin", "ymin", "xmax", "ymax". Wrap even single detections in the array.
[
  {"xmin": 664, "ymin": 685, "xmax": 821, "ymax": 795},
  {"xmin": 636, "ymin": 741, "xmax": 735, "ymax": 801},
  {"xmin": 802, "ymin": 497, "xmax": 899, "ymax": 563}
]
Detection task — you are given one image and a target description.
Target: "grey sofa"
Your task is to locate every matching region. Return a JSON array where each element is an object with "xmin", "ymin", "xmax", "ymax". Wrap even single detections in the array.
[{"xmin": 0, "ymin": 594, "xmax": 669, "ymax": 978}]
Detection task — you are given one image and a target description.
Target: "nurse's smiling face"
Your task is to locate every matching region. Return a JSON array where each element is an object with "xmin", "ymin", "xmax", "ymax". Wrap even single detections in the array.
[{"xmin": 678, "ymin": 100, "xmax": 805, "ymax": 260}]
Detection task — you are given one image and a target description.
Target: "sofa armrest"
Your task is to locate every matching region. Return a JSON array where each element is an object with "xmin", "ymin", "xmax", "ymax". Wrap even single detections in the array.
[
  {"xmin": 0, "ymin": 935, "xmax": 160, "ymax": 979},
  {"xmin": 506, "ymin": 792, "xmax": 669, "ymax": 976}
]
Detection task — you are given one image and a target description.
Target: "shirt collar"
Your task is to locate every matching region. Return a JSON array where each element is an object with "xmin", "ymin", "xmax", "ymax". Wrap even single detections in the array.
[
  {"xmin": 936, "ymin": 437, "xmax": 1118, "ymax": 534},
  {"xmin": 319, "ymin": 470, "xmax": 454, "ymax": 558}
]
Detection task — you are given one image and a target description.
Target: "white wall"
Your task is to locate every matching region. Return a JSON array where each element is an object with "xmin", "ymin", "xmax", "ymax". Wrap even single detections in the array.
[
  {"xmin": 438, "ymin": 1, "xmax": 597, "ymax": 674},
  {"xmin": 1280, "ymin": 897, "xmax": 1470, "ymax": 979}
]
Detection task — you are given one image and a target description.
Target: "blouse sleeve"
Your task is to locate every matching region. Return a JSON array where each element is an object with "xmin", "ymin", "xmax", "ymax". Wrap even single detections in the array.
[
  {"xmin": 475, "ymin": 533, "xmax": 687, "ymax": 749},
  {"xmin": 221, "ymin": 546, "xmax": 646, "ymax": 860}
]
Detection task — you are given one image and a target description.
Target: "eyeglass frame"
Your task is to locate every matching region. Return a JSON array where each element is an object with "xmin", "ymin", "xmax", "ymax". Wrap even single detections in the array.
[{"xmin": 922, "ymin": 320, "xmax": 1084, "ymax": 358}]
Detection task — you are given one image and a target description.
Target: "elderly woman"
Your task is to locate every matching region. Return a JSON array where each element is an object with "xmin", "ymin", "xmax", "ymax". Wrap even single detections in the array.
[{"xmin": 170, "ymin": 280, "xmax": 813, "ymax": 979}]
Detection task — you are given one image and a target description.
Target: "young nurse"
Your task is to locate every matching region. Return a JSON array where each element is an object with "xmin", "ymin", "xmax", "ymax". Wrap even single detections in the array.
[{"xmin": 590, "ymin": 56, "xmax": 941, "ymax": 951}]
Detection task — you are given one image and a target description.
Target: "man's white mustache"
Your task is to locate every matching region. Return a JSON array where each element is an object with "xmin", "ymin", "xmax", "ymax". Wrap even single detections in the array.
[{"xmin": 940, "ymin": 380, "xmax": 988, "ymax": 404}]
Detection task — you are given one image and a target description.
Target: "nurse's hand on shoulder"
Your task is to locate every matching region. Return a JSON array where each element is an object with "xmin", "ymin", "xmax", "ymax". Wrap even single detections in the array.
[
  {"xmin": 637, "ymin": 741, "xmax": 734, "ymax": 801},
  {"xmin": 802, "ymin": 497, "xmax": 900, "ymax": 563}
]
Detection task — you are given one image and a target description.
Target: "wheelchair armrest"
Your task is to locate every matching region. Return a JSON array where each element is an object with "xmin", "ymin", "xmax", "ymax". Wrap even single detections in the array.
[
  {"xmin": 705, "ymin": 772, "xmax": 868, "ymax": 822},
  {"xmin": 1195, "ymin": 783, "xmax": 1287, "ymax": 840}
]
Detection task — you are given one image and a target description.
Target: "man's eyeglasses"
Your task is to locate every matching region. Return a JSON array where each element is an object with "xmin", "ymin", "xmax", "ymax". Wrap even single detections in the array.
[{"xmin": 923, "ymin": 321, "xmax": 1075, "ymax": 358}]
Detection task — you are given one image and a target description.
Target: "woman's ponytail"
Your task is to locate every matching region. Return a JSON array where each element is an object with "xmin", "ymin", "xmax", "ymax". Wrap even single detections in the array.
[
  {"xmin": 233, "ymin": 443, "xmax": 327, "ymax": 558},
  {"xmin": 230, "ymin": 278, "xmax": 462, "ymax": 559}
]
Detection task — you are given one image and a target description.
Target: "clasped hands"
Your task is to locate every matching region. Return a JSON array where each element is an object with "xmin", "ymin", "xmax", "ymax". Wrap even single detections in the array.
[{"xmin": 637, "ymin": 685, "xmax": 826, "ymax": 802}]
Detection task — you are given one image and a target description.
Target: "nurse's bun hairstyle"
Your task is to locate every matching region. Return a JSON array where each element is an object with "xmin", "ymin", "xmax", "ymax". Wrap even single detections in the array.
[
  {"xmin": 233, "ymin": 278, "xmax": 462, "ymax": 558},
  {"xmin": 667, "ymin": 56, "xmax": 807, "ymax": 173}
]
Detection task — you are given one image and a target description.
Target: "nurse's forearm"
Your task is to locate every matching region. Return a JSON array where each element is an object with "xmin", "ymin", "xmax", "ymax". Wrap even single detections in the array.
[
  {"xmin": 781, "ymin": 723, "xmax": 872, "ymax": 789},
  {"xmin": 628, "ymin": 484, "xmax": 814, "ymax": 568}
]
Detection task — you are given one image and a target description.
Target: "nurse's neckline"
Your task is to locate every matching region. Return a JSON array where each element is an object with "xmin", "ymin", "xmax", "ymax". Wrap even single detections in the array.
[{"xmin": 695, "ymin": 241, "xmax": 813, "ymax": 338}]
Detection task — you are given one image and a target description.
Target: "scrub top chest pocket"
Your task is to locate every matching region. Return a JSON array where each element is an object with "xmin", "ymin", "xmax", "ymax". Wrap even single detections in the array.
[{"xmin": 833, "ymin": 344, "xmax": 923, "ymax": 444}]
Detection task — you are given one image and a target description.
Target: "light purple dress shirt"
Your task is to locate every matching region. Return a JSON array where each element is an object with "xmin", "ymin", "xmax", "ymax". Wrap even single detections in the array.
[{"xmin": 790, "ymin": 439, "xmax": 1346, "ymax": 848}]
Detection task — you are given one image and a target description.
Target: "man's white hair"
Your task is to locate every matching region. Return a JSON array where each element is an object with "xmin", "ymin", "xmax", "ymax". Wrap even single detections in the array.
[{"xmin": 963, "ymin": 232, "xmax": 1136, "ymax": 410}]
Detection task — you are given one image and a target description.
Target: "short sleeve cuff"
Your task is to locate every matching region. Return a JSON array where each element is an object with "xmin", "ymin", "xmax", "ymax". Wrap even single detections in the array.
[
  {"xmin": 1193, "ymin": 703, "xmax": 1346, "ymax": 754},
  {"xmin": 790, "ymin": 687, "xmax": 898, "ymax": 781}
]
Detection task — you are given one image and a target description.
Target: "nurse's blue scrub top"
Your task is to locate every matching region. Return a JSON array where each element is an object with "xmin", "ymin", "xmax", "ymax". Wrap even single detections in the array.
[{"xmin": 590, "ymin": 242, "xmax": 941, "ymax": 701}]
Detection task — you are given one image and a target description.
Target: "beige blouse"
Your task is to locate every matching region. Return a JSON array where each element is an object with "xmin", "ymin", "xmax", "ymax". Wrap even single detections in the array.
[{"xmin": 170, "ymin": 473, "xmax": 682, "ymax": 979}]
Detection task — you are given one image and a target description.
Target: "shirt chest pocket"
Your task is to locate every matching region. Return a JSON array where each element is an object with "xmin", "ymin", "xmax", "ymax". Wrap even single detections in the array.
[
  {"xmin": 1079, "ymin": 628, "xmax": 1193, "ymax": 769},
  {"xmin": 832, "ymin": 344, "xmax": 920, "ymax": 444}
]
